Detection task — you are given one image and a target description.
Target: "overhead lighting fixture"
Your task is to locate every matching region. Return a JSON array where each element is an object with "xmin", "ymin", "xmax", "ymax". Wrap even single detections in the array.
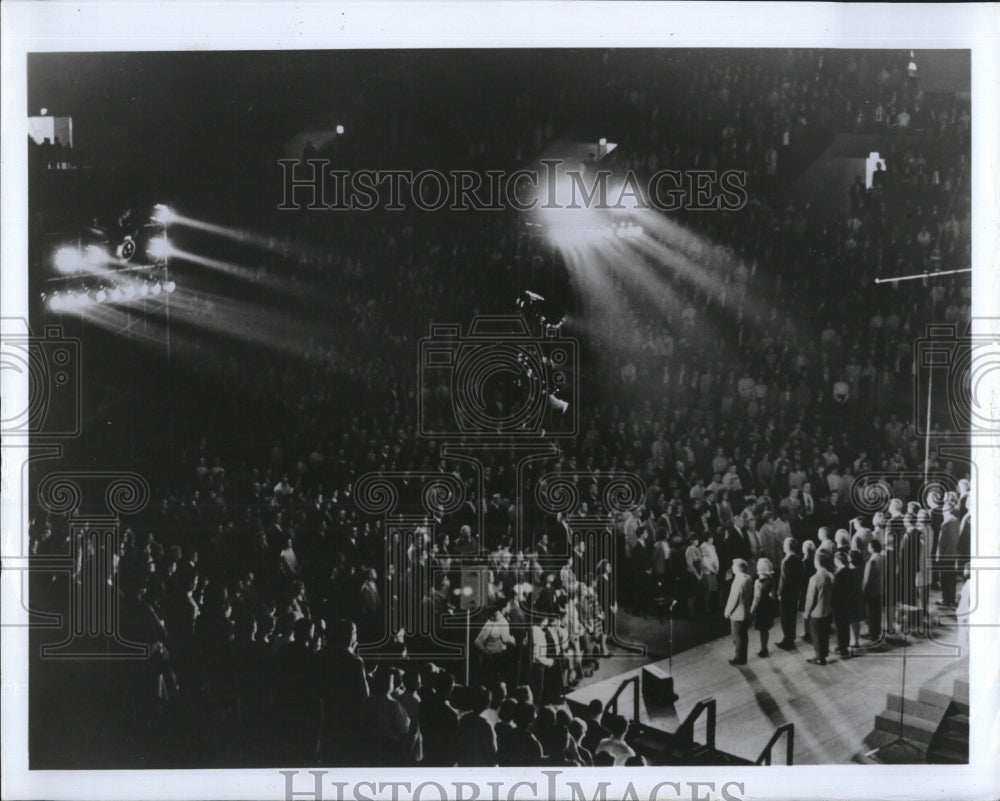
[
  {"xmin": 146, "ymin": 236, "xmax": 170, "ymax": 261},
  {"xmin": 83, "ymin": 244, "xmax": 107, "ymax": 267},
  {"xmin": 117, "ymin": 236, "xmax": 137, "ymax": 262},
  {"xmin": 53, "ymin": 246, "xmax": 82, "ymax": 274},
  {"xmin": 151, "ymin": 204, "xmax": 174, "ymax": 224}
]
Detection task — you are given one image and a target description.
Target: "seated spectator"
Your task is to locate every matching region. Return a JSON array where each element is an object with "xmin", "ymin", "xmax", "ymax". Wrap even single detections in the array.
[{"xmin": 594, "ymin": 714, "xmax": 636, "ymax": 766}]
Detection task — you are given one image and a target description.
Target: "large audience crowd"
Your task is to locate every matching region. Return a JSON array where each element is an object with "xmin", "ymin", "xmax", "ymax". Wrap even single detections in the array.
[{"xmin": 30, "ymin": 49, "xmax": 972, "ymax": 767}]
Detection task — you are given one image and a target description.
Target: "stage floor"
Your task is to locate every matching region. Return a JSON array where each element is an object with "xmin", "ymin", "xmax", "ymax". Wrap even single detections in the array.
[{"xmin": 566, "ymin": 611, "xmax": 967, "ymax": 764}]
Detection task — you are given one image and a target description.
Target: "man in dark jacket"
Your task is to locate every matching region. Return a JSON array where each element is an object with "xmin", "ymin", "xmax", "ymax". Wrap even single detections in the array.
[
  {"xmin": 776, "ymin": 537, "xmax": 804, "ymax": 650},
  {"xmin": 420, "ymin": 669, "xmax": 460, "ymax": 766},
  {"xmin": 455, "ymin": 686, "xmax": 498, "ymax": 766},
  {"xmin": 831, "ymin": 552, "xmax": 854, "ymax": 659},
  {"xmin": 862, "ymin": 539, "xmax": 884, "ymax": 639},
  {"xmin": 320, "ymin": 619, "xmax": 369, "ymax": 764}
]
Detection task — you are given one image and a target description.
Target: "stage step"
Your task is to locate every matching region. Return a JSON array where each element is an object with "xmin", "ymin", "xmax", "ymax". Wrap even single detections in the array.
[
  {"xmin": 916, "ymin": 686, "xmax": 968, "ymax": 715},
  {"xmin": 863, "ymin": 729, "xmax": 898, "ymax": 750},
  {"xmin": 941, "ymin": 713, "xmax": 969, "ymax": 737},
  {"xmin": 627, "ymin": 723, "xmax": 674, "ymax": 758},
  {"xmin": 917, "ymin": 687, "xmax": 953, "ymax": 709},
  {"xmin": 886, "ymin": 694, "xmax": 946, "ymax": 723},
  {"xmin": 928, "ymin": 745, "xmax": 968, "ymax": 764},
  {"xmin": 873, "ymin": 712, "xmax": 937, "ymax": 746},
  {"xmin": 685, "ymin": 745, "xmax": 753, "ymax": 766}
]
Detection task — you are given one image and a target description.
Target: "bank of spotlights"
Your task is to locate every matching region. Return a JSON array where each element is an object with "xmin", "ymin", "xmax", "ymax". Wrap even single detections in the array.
[
  {"xmin": 614, "ymin": 222, "xmax": 643, "ymax": 239},
  {"xmin": 44, "ymin": 278, "xmax": 176, "ymax": 313}
]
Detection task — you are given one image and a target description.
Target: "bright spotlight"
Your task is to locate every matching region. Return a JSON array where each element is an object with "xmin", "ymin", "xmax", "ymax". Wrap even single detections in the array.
[
  {"xmin": 139, "ymin": 284, "xmax": 150, "ymax": 297},
  {"xmin": 77, "ymin": 292, "xmax": 92, "ymax": 308},
  {"xmin": 83, "ymin": 244, "xmax": 107, "ymax": 267},
  {"xmin": 151, "ymin": 282, "xmax": 162, "ymax": 295},
  {"xmin": 48, "ymin": 295, "xmax": 63, "ymax": 312},
  {"xmin": 151, "ymin": 204, "xmax": 174, "ymax": 224},
  {"xmin": 164, "ymin": 280, "xmax": 177, "ymax": 294},
  {"xmin": 124, "ymin": 284, "xmax": 137, "ymax": 299},
  {"xmin": 147, "ymin": 236, "xmax": 170, "ymax": 261},
  {"xmin": 53, "ymin": 246, "xmax": 83, "ymax": 274},
  {"xmin": 95, "ymin": 289, "xmax": 108, "ymax": 303},
  {"xmin": 336, "ymin": 124, "xmax": 345, "ymax": 135}
]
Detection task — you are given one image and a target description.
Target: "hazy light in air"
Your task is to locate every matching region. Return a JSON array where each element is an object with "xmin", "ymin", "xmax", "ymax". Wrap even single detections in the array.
[
  {"xmin": 151, "ymin": 204, "xmax": 174, "ymax": 224},
  {"xmin": 147, "ymin": 236, "xmax": 171, "ymax": 261},
  {"xmin": 53, "ymin": 247, "xmax": 83, "ymax": 274}
]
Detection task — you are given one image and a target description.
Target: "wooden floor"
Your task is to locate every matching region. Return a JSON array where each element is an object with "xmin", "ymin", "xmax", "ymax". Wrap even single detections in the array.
[{"xmin": 566, "ymin": 611, "xmax": 968, "ymax": 764}]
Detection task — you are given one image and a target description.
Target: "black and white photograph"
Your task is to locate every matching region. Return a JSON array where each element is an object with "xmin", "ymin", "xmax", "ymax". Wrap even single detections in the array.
[{"xmin": 2, "ymin": 4, "xmax": 998, "ymax": 801}]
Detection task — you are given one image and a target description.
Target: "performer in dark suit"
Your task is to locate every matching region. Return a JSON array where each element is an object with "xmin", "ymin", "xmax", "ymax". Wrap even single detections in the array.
[
  {"xmin": 776, "ymin": 537, "xmax": 804, "ymax": 649},
  {"xmin": 897, "ymin": 516, "xmax": 923, "ymax": 616},
  {"xmin": 831, "ymin": 552, "xmax": 854, "ymax": 658}
]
